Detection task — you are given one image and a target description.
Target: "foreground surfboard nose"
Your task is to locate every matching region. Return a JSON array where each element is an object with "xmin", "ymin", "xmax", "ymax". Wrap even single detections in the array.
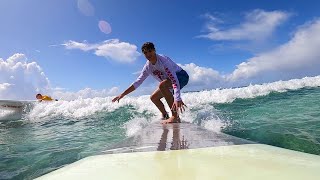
[{"xmin": 36, "ymin": 123, "xmax": 320, "ymax": 180}]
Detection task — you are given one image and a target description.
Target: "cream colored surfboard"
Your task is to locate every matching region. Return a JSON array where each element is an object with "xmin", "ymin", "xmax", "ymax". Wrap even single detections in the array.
[{"xmin": 36, "ymin": 123, "xmax": 320, "ymax": 180}]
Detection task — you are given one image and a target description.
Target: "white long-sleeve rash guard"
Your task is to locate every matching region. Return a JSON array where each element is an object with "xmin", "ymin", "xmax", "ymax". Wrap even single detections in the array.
[{"xmin": 132, "ymin": 54, "xmax": 183, "ymax": 101}]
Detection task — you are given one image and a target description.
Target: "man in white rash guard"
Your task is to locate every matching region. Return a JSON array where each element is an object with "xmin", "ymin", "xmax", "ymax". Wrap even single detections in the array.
[{"xmin": 112, "ymin": 42, "xmax": 189, "ymax": 124}]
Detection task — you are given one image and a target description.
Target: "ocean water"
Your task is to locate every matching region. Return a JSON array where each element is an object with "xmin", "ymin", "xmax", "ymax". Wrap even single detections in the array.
[{"xmin": 0, "ymin": 76, "xmax": 320, "ymax": 179}]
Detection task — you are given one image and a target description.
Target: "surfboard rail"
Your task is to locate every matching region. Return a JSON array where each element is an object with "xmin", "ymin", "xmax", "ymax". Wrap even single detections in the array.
[{"xmin": 0, "ymin": 99, "xmax": 36, "ymax": 121}]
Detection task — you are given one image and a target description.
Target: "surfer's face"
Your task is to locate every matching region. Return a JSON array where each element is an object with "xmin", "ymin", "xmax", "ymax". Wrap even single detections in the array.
[
  {"xmin": 143, "ymin": 49, "xmax": 156, "ymax": 61},
  {"xmin": 36, "ymin": 94, "xmax": 42, "ymax": 99}
]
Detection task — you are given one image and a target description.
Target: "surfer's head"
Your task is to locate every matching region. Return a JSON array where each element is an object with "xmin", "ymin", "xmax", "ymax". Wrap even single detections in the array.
[
  {"xmin": 36, "ymin": 93, "xmax": 42, "ymax": 99},
  {"xmin": 142, "ymin": 42, "xmax": 156, "ymax": 62},
  {"xmin": 141, "ymin": 42, "xmax": 155, "ymax": 52}
]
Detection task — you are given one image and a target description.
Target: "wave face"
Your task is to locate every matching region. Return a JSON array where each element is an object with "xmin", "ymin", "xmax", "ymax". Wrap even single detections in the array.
[
  {"xmin": 216, "ymin": 87, "xmax": 320, "ymax": 155},
  {"xmin": 0, "ymin": 76, "xmax": 320, "ymax": 179}
]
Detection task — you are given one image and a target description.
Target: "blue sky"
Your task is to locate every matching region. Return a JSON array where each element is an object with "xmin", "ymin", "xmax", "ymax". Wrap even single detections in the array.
[{"xmin": 1, "ymin": 0, "xmax": 320, "ymax": 100}]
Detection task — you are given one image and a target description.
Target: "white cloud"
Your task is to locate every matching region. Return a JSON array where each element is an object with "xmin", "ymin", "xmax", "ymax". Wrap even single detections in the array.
[
  {"xmin": 199, "ymin": 9, "xmax": 290, "ymax": 41},
  {"xmin": 0, "ymin": 54, "xmax": 51, "ymax": 100},
  {"xmin": 63, "ymin": 39, "xmax": 140, "ymax": 63},
  {"xmin": 0, "ymin": 54, "xmax": 120, "ymax": 101},
  {"xmin": 227, "ymin": 19, "xmax": 320, "ymax": 84},
  {"xmin": 180, "ymin": 63, "xmax": 223, "ymax": 90},
  {"xmin": 63, "ymin": 40, "xmax": 95, "ymax": 51},
  {"xmin": 201, "ymin": 13, "xmax": 223, "ymax": 25}
]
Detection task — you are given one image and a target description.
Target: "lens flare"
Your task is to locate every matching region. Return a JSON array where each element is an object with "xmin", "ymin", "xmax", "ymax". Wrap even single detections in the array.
[
  {"xmin": 77, "ymin": 0, "xmax": 95, "ymax": 16},
  {"xmin": 98, "ymin": 20, "xmax": 112, "ymax": 34}
]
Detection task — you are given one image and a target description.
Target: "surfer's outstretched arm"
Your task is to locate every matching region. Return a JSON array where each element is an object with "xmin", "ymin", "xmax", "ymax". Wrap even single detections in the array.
[{"xmin": 112, "ymin": 85, "xmax": 135, "ymax": 103}]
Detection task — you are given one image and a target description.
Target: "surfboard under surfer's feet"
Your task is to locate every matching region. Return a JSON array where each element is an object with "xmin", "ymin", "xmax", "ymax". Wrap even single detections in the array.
[{"xmin": 161, "ymin": 116, "xmax": 181, "ymax": 124}]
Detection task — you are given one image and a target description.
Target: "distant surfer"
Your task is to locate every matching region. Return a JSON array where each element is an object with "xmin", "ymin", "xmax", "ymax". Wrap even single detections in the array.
[
  {"xmin": 36, "ymin": 94, "xmax": 58, "ymax": 102},
  {"xmin": 112, "ymin": 42, "xmax": 189, "ymax": 123}
]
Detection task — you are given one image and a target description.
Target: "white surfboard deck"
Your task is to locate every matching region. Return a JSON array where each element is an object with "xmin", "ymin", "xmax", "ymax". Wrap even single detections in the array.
[
  {"xmin": 0, "ymin": 99, "xmax": 36, "ymax": 121},
  {"xmin": 36, "ymin": 122, "xmax": 320, "ymax": 180},
  {"xmin": 0, "ymin": 99, "xmax": 36, "ymax": 109}
]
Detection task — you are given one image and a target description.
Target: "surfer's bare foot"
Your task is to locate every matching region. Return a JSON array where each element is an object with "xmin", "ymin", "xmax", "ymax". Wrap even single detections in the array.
[{"xmin": 161, "ymin": 116, "xmax": 181, "ymax": 124}]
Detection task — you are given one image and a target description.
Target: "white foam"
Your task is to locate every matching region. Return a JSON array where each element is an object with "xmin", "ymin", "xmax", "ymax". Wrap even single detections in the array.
[
  {"xmin": 0, "ymin": 109, "xmax": 23, "ymax": 121},
  {"xmin": 183, "ymin": 75, "xmax": 320, "ymax": 105},
  {"xmin": 24, "ymin": 75, "xmax": 320, "ymax": 135},
  {"xmin": 122, "ymin": 117, "xmax": 149, "ymax": 137}
]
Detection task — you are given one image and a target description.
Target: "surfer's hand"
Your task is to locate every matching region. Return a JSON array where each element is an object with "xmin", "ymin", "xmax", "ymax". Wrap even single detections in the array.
[
  {"xmin": 171, "ymin": 100, "xmax": 187, "ymax": 114},
  {"xmin": 112, "ymin": 94, "xmax": 124, "ymax": 103}
]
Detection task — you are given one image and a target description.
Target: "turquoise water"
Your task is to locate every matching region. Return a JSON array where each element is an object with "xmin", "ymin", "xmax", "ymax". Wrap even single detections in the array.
[
  {"xmin": 0, "ymin": 106, "xmax": 143, "ymax": 179},
  {"xmin": 216, "ymin": 87, "xmax": 320, "ymax": 155},
  {"xmin": 0, "ymin": 78, "xmax": 320, "ymax": 179}
]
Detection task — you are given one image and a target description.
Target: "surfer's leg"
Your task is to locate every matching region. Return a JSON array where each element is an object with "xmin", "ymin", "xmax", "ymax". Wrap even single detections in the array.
[
  {"xmin": 150, "ymin": 88, "xmax": 168, "ymax": 118},
  {"xmin": 158, "ymin": 79, "xmax": 179, "ymax": 123}
]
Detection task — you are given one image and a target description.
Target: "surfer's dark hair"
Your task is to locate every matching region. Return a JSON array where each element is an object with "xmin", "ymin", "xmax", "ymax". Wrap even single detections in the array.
[
  {"xmin": 36, "ymin": 93, "xmax": 42, "ymax": 97},
  {"xmin": 141, "ymin": 42, "xmax": 155, "ymax": 52}
]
